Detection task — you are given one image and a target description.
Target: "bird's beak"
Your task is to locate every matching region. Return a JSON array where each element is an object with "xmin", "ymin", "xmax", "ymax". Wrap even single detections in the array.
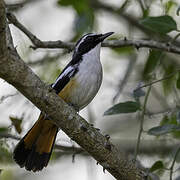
[{"xmin": 99, "ymin": 32, "xmax": 114, "ymax": 42}]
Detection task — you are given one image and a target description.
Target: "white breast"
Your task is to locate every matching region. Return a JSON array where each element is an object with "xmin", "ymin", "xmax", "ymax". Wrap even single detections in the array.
[{"xmin": 70, "ymin": 44, "xmax": 103, "ymax": 110}]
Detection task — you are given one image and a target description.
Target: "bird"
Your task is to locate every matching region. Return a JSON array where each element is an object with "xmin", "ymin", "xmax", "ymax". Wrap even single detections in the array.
[{"xmin": 13, "ymin": 32, "xmax": 114, "ymax": 172}]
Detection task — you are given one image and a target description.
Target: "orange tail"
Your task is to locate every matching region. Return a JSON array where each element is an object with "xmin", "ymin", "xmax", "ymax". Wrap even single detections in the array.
[{"xmin": 13, "ymin": 113, "xmax": 58, "ymax": 172}]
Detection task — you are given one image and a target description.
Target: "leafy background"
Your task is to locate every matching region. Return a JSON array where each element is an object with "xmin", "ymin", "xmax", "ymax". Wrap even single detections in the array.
[{"xmin": 1, "ymin": 0, "xmax": 180, "ymax": 179}]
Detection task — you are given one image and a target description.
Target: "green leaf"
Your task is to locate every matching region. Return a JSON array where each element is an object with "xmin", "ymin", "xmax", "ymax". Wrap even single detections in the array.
[
  {"xmin": 143, "ymin": 50, "xmax": 162, "ymax": 80},
  {"xmin": 140, "ymin": 15, "xmax": 177, "ymax": 34},
  {"xmin": 160, "ymin": 113, "xmax": 180, "ymax": 139},
  {"xmin": 148, "ymin": 124, "xmax": 180, "ymax": 136},
  {"xmin": 150, "ymin": 160, "xmax": 164, "ymax": 172},
  {"xmin": 104, "ymin": 101, "xmax": 141, "ymax": 115}
]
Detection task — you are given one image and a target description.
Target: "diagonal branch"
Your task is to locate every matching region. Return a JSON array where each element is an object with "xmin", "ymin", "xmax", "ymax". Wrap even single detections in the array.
[
  {"xmin": 6, "ymin": 12, "xmax": 74, "ymax": 51},
  {"xmin": 0, "ymin": 1, "xmax": 145, "ymax": 179}
]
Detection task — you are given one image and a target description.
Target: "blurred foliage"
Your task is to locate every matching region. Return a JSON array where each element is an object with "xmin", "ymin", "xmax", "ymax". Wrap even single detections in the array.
[
  {"xmin": 165, "ymin": 1, "xmax": 177, "ymax": 14},
  {"xmin": 57, "ymin": 0, "xmax": 95, "ymax": 39},
  {"xmin": 0, "ymin": 127, "xmax": 9, "ymax": 133},
  {"xmin": 140, "ymin": 15, "xmax": 177, "ymax": 34},
  {"xmin": 149, "ymin": 160, "xmax": 167, "ymax": 178},
  {"xmin": 176, "ymin": 72, "xmax": 180, "ymax": 89},
  {"xmin": 104, "ymin": 101, "xmax": 141, "ymax": 115},
  {"xmin": 143, "ymin": 50, "xmax": 162, "ymax": 80},
  {"xmin": 0, "ymin": 170, "xmax": 14, "ymax": 180},
  {"xmin": 162, "ymin": 63, "xmax": 177, "ymax": 96},
  {"xmin": 150, "ymin": 160, "xmax": 164, "ymax": 172},
  {"xmin": 112, "ymin": 46, "xmax": 135, "ymax": 56},
  {"xmin": 0, "ymin": 141, "xmax": 12, "ymax": 163},
  {"xmin": 2, "ymin": 0, "xmax": 180, "ymax": 179},
  {"xmin": 160, "ymin": 113, "xmax": 180, "ymax": 138},
  {"xmin": 147, "ymin": 124, "xmax": 180, "ymax": 136},
  {"xmin": 9, "ymin": 116, "xmax": 23, "ymax": 134}
]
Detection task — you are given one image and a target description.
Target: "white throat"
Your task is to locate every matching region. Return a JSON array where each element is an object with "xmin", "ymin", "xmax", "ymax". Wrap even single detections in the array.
[
  {"xmin": 82, "ymin": 43, "xmax": 101, "ymax": 63},
  {"xmin": 74, "ymin": 43, "xmax": 103, "ymax": 109}
]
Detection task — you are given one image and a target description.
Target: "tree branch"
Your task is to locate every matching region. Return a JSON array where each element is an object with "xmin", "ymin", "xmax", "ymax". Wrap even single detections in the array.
[
  {"xmin": 7, "ymin": 12, "xmax": 180, "ymax": 55},
  {"xmin": 104, "ymin": 39, "xmax": 180, "ymax": 54},
  {"xmin": 7, "ymin": 12, "xmax": 74, "ymax": 51},
  {"xmin": 0, "ymin": 1, "xmax": 145, "ymax": 179},
  {"xmin": 6, "ymin": 0, "xmax": 42, "ymax": 11}
]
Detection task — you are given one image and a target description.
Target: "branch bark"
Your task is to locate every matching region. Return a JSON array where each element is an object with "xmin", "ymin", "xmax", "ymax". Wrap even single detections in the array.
[{"xmin": 0, "ymin": 1, "xmax": 145, "ymax": 179}]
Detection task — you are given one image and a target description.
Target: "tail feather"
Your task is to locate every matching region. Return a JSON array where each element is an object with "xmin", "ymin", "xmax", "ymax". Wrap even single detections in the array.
[
  {"xmin": 13, "ymin": 114, "xmax": 58, "ymax": 172},
  {"xmin": 24, "ymin": 146, "xmax": 51, "ymax": 172}
]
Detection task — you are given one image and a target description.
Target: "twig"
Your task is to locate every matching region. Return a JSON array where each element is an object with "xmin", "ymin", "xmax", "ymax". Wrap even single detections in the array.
[
  {"xmin": 137, "ymin": 0, "xmax": 146, "ymax": 12},
  {"xmin": 6, "ymin": 0, "xmax": 41, "ymax": 11},
  {"xmin": 6, "ymin": 12, "xmax": 180, "ymax": 55},
  {"xmin": 6, "ymin": 3, "xmax": 24, "ymax": 11},
  {"xmin": 169, "ymin": 146, "xmax": 180, "ymax": 180},
  {"xmin": 104, "ymin": 39, "xmax": 180, "ymax": 54},
  {"xmin": 135, "ymin": 70, "xmax": 179, "ymax": 92},
  {"xmin": 54, "ymin": 144, "xmax": 83, "ymax": 153},
  {"xmin": 0, "ymin": 132, "xmax": 20, "ymax": 140},
  {"xmin": 134, "ymin": 85, "xmax": 151, "ymax": 159},
  {"xmin": 0, "ymin": 92, "xmax": 18, "ymax": 103}
]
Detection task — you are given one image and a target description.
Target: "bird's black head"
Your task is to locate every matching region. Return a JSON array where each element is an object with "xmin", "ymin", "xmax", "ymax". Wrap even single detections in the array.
[{"xmin": 73, "ymin": 32, "xmax": 114, "ymax": 57}]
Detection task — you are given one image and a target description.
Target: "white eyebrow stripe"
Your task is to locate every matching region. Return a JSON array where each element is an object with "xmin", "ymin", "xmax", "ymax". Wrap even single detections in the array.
[
  {"xmin": 75, "ymin": 33, "xmax": 96, "ymax": 52},
  {"xmin": 52, "ymin": 66, "xmax": 75, "ymax": 88},
  {"xmin": 75, "ymin": 35, "xmax": 88, "ymax": 52}
]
